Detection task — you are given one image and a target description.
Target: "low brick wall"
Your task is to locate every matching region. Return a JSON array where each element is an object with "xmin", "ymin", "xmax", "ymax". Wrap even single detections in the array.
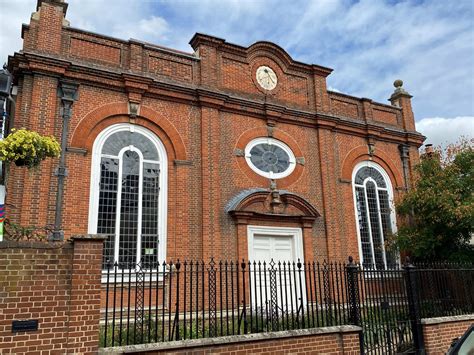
[
  {"xmin": 0, "ymin": 236, "xmax": 105, "ymax": 354},
  {"xmin": 99, "ymin": 326, "xmax": 362, "ymax": 354},
  {"xmin": 422, "ymin": 314, "xmax": 474, "ymax": 354}
]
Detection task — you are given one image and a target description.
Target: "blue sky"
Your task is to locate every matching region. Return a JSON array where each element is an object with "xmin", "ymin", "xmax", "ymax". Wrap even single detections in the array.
[{"xmin": 1, "ymin": 0, "xmax": 473, "ymax": 146}]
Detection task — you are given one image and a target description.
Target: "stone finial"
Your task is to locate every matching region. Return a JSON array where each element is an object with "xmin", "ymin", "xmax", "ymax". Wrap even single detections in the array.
[
  {"xmin": 394, "ymin": 79, "xmax": 403, "ymax": 88},
  {"xmin": 391, "ymin": 79, "xmax": 411, "ymax": 97},
  {"xmin": 389, "ymin": 79, "xmax": 412, "ymax": 106},
  {"xmin": 389, "ymin": 79, "xmax": 416, "ymax": 130}
]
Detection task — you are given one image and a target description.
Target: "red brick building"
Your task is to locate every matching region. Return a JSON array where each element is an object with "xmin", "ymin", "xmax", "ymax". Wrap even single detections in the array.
[{"xmin": 6, "ymin": 0, "xmax": 424, "ymax": 269}]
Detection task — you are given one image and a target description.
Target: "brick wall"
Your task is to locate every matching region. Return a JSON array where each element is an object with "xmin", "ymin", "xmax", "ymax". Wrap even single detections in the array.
[
  {"xmin": 0, "ymin": 236, "xmax": 104, "ymax": 354},
  {"xmin": 422, "ymin": 315, "xmax": 474, "ymax": 354},
  {"xmin": 6, "ymin": 0, "xmax": 425, "ymax": 264},
  {"xmin": 99, "ymin": 326, "xmax": 362, "ymax": 354}
]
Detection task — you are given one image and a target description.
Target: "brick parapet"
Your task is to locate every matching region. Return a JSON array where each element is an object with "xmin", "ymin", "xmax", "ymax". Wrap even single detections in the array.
[{"xmin": 13, "ymin": 1, "xmax": 422, "ymax": 140}]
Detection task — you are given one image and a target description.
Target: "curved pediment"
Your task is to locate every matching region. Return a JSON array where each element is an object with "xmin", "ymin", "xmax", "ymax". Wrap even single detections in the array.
[
  {"xmin": 247, "ymin": 41, "xmax": 295, "ymax": 69},
  {"xmin": 189, "ymin": 33, "xmax": 333, "ymax": 76},
  {"xmin": 226, "ymin": 188, "xmax": 320, "ymax": 225}
]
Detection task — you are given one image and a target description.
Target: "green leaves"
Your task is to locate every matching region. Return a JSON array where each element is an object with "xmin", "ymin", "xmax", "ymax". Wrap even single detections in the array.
[{"xmin": 391, "ymin": 138, "xmax": 474, "ymax": 262}]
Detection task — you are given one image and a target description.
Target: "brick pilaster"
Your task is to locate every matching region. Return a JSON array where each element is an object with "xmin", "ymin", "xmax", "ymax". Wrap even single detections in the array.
[
  {"xmin": 389, "ymin": 80, "xmax": 416, "ymax": 131},
  {"xmin": 317, "ymin": 127, "xmax": 341, "ymax": 261},
  {"xmin": 200, "ymin": 106, "xmax": 221, "ymax": 261},
  {"xmin": 35, "ymin": 1, "xmax": 68, "ymax": 54}
]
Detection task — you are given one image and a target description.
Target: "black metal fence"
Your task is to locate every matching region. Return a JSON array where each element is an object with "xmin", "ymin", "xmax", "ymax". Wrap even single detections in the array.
[{"xmin": 100, "ymin": 258, "xmax": 474, "ymax": 353}]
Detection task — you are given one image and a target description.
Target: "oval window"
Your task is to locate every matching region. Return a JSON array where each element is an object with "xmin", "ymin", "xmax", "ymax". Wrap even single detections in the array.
[{"xmin": 245, "ymin": 138, "xmax": 296, "ymax": 179}]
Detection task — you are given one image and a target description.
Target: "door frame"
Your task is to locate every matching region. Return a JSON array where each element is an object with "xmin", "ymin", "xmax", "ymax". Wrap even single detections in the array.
[
  {"xmin": 247, "ymin": 225, "xmax": 306, "ymax": 313},
  {"xmin": 247, "ymin": 225, "xmax": 304, "ymax": 262}
]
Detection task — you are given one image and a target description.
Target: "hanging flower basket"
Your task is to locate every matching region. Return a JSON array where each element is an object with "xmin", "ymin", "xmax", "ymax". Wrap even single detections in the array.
[
  {"xmin": 0, "ymin": 128, "xmax": 61, "ymax": 169},
  {"xmin": 14, "ymin": 158, "xmax": 28, "ymax": 167}
]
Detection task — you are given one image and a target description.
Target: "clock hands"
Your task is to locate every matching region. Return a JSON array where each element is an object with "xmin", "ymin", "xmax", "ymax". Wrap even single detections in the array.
[{"xmin": 256, "ymin": 66, "xmax": 277, "ymax": 90}]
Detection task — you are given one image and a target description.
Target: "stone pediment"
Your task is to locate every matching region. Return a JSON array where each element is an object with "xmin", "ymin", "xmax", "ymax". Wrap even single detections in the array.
[{"xmin": 226, "ymin": 188, "xmax": 320, "ymax": 226}]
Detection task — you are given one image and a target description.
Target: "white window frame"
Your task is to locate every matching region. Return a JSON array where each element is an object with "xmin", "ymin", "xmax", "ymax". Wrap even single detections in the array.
[
  {"xmin": 88, "ymin": 123, "xmax": 168, "ymax": 266},
  {"xmin": 351, "ymin": 161, "xmax": 397, "ymax": 270},
  {"xmin": 245, "ymin": 137, "xmax": 296, "ymax": 179}
]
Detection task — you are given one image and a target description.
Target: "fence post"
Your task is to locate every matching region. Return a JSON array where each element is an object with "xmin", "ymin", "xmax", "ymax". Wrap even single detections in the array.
[
  {"xmin": 346, "ymin": 256, "xmax": 363, "ymax": 355},
  {"xmin": 346, "ymin": 256, "xmax": 361, "ymax": 326},
  {"xmin": 403, "ymin": 257, "xmax": 426, "ymax": 355},
  {"xmin": 175, "ymin": 260, "xmax": 181, "ymax": 340},
  {"xmin": 241, "ymin": 260, "xmax": 248, "ymax": 334},
  {"xmin": 208, "ymin": 259, "xmax": 217, "ymax": 337}
]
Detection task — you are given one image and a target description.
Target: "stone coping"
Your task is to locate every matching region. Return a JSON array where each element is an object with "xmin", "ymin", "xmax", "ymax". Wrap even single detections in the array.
[
  {"xmin": 99, "ymin": 325, "xmax": 362, "ymax": 354},
  {"xmin": 0, "ymin": 234, "xmax": 105, "ymax": 249},
  {"xmin": 70, "ymin": 234, "xmax": 108, "ymax": 242},
  {"xmin": 421, "ymin": 314, "xmax": 474, "ymax": 325},
  {"xmin": 0, "ymin": 240, "xmax": 71, "ymax": 249}
]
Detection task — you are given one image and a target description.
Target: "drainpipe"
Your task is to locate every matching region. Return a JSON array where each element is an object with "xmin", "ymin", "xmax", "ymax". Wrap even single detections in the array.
[
  {"xmin": 51, "ymin": 80, "xmax": 78, "ymax": 241},
  {"xmin": 398, "ymin": 144, "xmax": 410, "ymax": 190}
]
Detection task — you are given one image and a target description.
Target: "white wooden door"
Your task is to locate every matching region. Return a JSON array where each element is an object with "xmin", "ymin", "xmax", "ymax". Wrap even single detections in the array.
[
  {"xmin": 249, "ymin": 232, "xmax": 305, "ymax": 313},
  {"xmin": 252, "ymin": 234, "xmax": 294, "ymax": 262}
]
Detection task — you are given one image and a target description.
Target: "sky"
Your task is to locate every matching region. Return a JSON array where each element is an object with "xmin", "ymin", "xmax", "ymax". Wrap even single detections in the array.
[{"xmin": 0, "ymin": 0, "xmax": 473, "ymax": 147}]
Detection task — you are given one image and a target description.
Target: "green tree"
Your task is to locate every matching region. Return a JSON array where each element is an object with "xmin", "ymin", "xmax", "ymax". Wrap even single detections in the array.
[{"xmin": 391, "ymin": 139, "xmax": 474, "ymax": 262}]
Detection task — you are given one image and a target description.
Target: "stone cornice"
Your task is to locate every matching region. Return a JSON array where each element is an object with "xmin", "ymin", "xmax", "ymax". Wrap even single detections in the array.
[{"xmin": 10, "ymin": 51, "xmax": 425, "ymax": 147}]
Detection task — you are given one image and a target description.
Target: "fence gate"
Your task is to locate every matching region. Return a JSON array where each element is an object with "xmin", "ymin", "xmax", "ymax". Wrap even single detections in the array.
[
  {"xmin": 352, "ymin": 265, "xmax": 418, "ymax": 355},
  {"xmin": 349, "ymin": 260, "xmax": 474, "ymax": 355}
]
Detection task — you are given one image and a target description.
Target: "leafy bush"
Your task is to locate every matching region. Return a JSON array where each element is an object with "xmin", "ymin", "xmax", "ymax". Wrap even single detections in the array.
[{"xmin": 389, "ymin": 138, "xmax": 474, "ymax": 262}]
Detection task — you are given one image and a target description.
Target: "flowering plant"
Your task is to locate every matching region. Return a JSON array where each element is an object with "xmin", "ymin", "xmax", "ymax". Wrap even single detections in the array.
[{"xmin": 0, "ymin": 128, "xmax": 61, "ymax": 168}]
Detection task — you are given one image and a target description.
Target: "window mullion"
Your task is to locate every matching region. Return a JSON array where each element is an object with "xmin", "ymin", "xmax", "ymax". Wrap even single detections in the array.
[
  {"xmin": 136, "ymin": 155, "xmax": 144, "ymax": 266},
  {"xmin": 374, "ymin": 186, "xmax": 388, "ymax": 269},
  {"xmin": 363, "ymin": 182, "xmax": 377, "ymax": 269},
  {"xmin": 114, "ymin": 155, "xmax": 123, "ymax": 265}
]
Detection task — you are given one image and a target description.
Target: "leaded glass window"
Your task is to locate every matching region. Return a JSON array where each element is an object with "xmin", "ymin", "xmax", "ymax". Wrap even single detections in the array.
[
  {"xmin": 91, "ymin": 125, "xmax": 165, "ymax": 270},
  {"xmin": 353, "ymin": 163, "xmax": 396, "ymax": 269},
  {"xmin": 245, "ymin": 138, "xmax": 296, "ymax": 179}
]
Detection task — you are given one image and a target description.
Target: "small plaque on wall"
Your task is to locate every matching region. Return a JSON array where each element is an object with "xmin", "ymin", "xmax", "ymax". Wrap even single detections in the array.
[{"xmin": 12, "ymin": 320, "xmax": 39, "ymax": 333}]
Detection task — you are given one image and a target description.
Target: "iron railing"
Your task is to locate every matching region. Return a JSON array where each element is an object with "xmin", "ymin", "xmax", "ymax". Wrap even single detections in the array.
[
  {"xmin": 353, "ymin": 260, "xmax": 474, "ymax": 355},
  {"xmin": 100, "ymin": 258, "xmax": 474, "ymax": 351},
  {"xmin": 100, "ymin": 259, "xmax": 353, "ymax": 347}
]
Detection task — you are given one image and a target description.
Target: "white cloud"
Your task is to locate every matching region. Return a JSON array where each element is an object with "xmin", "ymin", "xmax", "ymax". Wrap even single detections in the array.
[
  {"xmin": 0, "ymin": 0, "xmax": 35, "ymax": 65},
  {"xmin": 327, "ymin": 86, "xmax": 342, "ymax": 93},
  {"xmin": 416, "ymin": 117, "xmax": 474, "ymax": 147},
  {"xmin": 112, "ymin": 16, "xmax": 169, "ymax": 42}
]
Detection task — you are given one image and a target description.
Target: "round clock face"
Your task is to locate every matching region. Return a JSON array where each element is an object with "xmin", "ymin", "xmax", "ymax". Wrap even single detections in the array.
[{"xmin": 256, "ymin": 66, "xmax": 278, "ymax": 90}]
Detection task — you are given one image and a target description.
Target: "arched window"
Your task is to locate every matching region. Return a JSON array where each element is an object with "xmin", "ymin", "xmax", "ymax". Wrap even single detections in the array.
[
  {"xmin": 352, "ymin": 162, "xmax": 397, "ymax": 269},
  {"xmin": 88, "ymin": 124, "xmax": 167, "ymax": 269}
]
